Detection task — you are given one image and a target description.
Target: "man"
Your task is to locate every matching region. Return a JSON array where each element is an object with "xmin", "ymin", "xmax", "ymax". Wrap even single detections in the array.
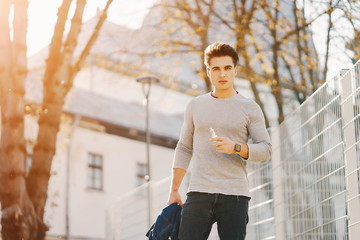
[{"xmin": 167, "ymin": 42, "xmax": 272, "ymax": 240}]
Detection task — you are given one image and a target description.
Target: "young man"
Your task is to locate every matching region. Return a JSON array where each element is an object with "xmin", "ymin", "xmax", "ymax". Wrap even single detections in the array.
[{"xmin": 167, "ymin": 42, "xmax": 272, "ymax": 240}]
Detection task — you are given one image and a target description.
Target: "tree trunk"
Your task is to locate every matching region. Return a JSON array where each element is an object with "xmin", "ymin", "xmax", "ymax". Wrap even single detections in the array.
[
  {"xmin": 0, "ymin": 0, "xmax": 41, "ymax": 239},
  {"xmin": 26, "ymin": 0, "xmax": 114, "ymax": 238},
  {"xmin": 26, "ymin": 95, "xmax": 65, "ymax": 240},
  {"xmin": 26, "ymin": 0, "xmax": 87, "ymax": 237},
  {"xmin": 261, "ymin": 0, "xmax": 285, "ymax": 124},
  {"xmin": 1, "ymin": 0, "xmax": 113, "ymax": 238},
  {"xmin": 0, "ymin": 87, "xmax": 39, "ymax": 240}
]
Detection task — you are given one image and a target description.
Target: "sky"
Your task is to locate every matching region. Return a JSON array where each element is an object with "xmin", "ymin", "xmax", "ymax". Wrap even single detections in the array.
[
  {"xmin": 304, "ymin": 1, "xmax": 355, "ymax": 80},
  {"xmin": 26, "ymin": 0, "xmax": 157, "ymax": 56}
]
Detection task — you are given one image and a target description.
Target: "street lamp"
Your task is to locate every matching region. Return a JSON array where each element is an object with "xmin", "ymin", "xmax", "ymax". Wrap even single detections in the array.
[{"xmin": 136, "ymin": 74, "xmax": 160, "ymax": 228}]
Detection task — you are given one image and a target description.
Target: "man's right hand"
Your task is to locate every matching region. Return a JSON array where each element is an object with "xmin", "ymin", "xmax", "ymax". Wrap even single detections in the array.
[
  {"xmin": 168, "ymin": 168, "xmax": 186, "ymax": 207},
  {"xmin": 167, "ymin": 190, "xmax": 183, "ymax": 207}
]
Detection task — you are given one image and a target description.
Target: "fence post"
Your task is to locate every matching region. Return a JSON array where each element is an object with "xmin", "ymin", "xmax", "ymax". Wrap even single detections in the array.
[
  {"xmin": 271, "ymin": 127, "xmax": 286, "ymax": 239},
  {"xmin": 340, "ymin": 69, "xmax": 360, "ymax": 239}
]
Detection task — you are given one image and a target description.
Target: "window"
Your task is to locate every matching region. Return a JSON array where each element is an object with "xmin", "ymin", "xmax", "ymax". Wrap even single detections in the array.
[
  {"xmin": 87, "ymin": 153, "xmax": 103, "ymax": 190},
  {"xmin": 136, "ymin": 162, "xmax": 148, "ymax": 186}
]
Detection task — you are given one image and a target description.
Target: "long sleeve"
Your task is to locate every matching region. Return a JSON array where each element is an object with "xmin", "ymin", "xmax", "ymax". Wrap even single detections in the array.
[
  {"xmin": 170, "ymin": 93, "xmax": 272, "ymax": 197},
  {"xmin": 172, "ymin": 101, "xmax": 194, "ymax": 170},
  {"xmin": 246, "ymin": 103, "xmax": 272, "ymax": 162}
]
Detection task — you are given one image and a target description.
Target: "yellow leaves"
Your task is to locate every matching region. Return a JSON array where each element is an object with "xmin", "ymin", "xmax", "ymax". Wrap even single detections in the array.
[
  {"xmin": 155, "ymin": 52, "xmax": 163, "ymax": 57},
  {"xmin": 261, "ymin": 63, "xmax": 267, "ymax": 72},
  {"xmin": 195, "ymin": 26, "xmax": 203, "ymax": 33},
  {"xmin": 98, "ymin": 59, "xmax": 107, "ymax": 68},
  {"xmin": 175, "ymin": 10, "xmax": 183, "ymax": 18},
  {"xmin": 184, "ymin": 3, "xmax": 190, "ymax": 11},
  {"xmin": 24, "ymin": 105, "xmax": 48, "ymax": 116},
  {"xmin": 197, "ymin": 71, "xmax": 206, "ymax": 79},
  {"xmin": 272, "ymin": 86, "xmax": 281, "ymax": 94},
  {"xmin": 292, "ymin": 82, "xmax": 312, "ymax": 92},
  {"xmin": 255, "ymin": 52, "xmax": 263, "ymax": 59},
  {"xmin": 60, "ymin": 114, "xmax": 71, "ymax": 125},
  {"xmin": 167, "ymin": 17, "xmax": 175, "ymax": 24},
  {"xmin": 162, "ymin": 26, "xmax": 176, "ymax": 36},
  {"xmin": 266, "ymin": 79, "xmax": 280, "ymax": 87},
  {"xmin": 261, "ymin": 63, "xmax": 275, "ymax": 75},
  {"xmin": 249, "ymin": 35, "xmax": 256, "ymax": 43},
  {"xmin": 227, "ymin": 11, "xmax": 234, "ymax": 19},
  {"xmin": 25, "ymin": 105, "xmax": 32, "ymax": 113},
  {"xmin": 39, "ymin": 107, "xmax": 48, "ymax": 114}
]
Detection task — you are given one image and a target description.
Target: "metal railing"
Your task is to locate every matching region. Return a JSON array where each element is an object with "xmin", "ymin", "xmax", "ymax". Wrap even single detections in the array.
[
  {"xmin": 271, "ymin": 61, "xmax": 360, "ymax": 239},
  {"xmin": 106, "ymin": 60, "xmax": 360, "ymax": 240}
]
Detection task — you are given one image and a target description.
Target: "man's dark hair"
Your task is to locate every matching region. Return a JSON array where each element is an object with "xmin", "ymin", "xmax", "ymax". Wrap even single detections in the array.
[{"xmin": 204, "ymin": 42, "xmax": 239, "ymax": 68}]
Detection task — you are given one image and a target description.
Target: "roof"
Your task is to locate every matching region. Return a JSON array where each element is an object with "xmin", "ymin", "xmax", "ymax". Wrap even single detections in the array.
[{"xmin": 64, "ymin": 88, "xmax": 184, "ymax": 140}]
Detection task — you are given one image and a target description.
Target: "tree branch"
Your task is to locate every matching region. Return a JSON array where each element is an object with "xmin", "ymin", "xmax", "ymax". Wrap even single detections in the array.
[{"xmin": 72, "ymin": 0, "xmax": 114, "ymax": 84}]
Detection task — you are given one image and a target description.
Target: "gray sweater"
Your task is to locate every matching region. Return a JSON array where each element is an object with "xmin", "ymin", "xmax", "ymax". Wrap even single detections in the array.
[{"xmin": 172, "ymin": 93, "xmax": 272, "ymax": 197}]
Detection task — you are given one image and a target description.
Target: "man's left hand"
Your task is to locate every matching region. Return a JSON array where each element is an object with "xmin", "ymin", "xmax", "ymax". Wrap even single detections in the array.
[{"xmin": 210, "ymin": 137, "xmax": 235, "ymax": 154}]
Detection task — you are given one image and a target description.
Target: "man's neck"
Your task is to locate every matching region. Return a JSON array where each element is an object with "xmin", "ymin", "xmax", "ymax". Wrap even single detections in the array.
[{"xmin": 211, "ymin": 88, "xmax": 238, "ymax": 99}]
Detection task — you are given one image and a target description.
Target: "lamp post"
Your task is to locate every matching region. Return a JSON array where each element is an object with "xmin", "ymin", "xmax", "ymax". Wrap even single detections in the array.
[{"xmin": 136, "ymin": 75, "xmax": 159, "ymax": 228}]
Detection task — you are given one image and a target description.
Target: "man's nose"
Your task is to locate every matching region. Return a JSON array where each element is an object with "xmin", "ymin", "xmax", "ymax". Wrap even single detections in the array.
[{"xmin": 220, "ymin": 69, "xmax": 226, "ymax": 76}]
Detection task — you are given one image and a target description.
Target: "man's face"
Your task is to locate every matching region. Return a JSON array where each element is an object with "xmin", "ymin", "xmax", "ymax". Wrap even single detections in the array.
[{"xmin": 207, "ymin": 56, "xmax": 237, "ymax": 91}]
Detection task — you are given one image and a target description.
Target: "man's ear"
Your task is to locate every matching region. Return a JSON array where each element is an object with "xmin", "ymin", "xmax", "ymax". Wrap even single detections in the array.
[
  {"xmin": 234, "ymin": 66, "xmax": 238, "ymax": 75},
  {"xmin": 206, "ymin": 68, "xmax": 211, "ymax": 78}
]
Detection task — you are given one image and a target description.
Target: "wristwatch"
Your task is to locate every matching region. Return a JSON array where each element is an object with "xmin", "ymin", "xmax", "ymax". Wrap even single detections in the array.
[{"xmin": 234, "ymin": 143, "xmax": 241, "ymax": 153}]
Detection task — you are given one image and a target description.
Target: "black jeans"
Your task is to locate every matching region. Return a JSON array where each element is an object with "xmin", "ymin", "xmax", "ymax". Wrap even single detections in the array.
[{"xmin": 179, "ymin": 192, "xmax": 250, "ymax": 240}]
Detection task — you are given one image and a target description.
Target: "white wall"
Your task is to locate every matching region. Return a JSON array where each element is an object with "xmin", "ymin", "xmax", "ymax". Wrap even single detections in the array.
[{"xmin": 45, "ymin": 124, "xmax": 175, "ymax": 239}]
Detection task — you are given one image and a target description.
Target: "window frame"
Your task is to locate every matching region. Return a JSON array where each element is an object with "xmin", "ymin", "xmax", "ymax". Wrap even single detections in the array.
[{"xmin": 87, "ymin": 152, "xmax": 104, "ymax": 191}]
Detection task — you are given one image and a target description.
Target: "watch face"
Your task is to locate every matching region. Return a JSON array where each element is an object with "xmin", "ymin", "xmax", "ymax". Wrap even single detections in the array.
[{"xmin": 235, "ymin": 144, "xmax": 241, "ymax": 152}]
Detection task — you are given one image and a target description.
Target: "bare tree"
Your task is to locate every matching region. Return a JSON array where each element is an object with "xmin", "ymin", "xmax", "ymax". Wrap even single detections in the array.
[
  {"xmin": 154, "ymin": 0, "xmax": 326, "ymax": 125},
  {"xmin": 154, "ymin": 0, "xmax": 359, "ymax": 125},
  {"xmin": 340, "ymin": 0, "xmax": 360, "ymax": 63},
  {"xmin": 346, "ymin": 30, "xmax": 360, "ymax": 63},
  {"xmin": 152, "ymin": 0, "xmax": 217, "ymax": 91},
  {"xmin": 209, "ymin": 0, "xmax": 320, "ymax": 124},
  {"xmin": 306, "ymin": 0, "xmax": 360, "ymax": 76},
  {"xmin": 0, "ymin": 0, "xmax": 113, "ymax": 239}
]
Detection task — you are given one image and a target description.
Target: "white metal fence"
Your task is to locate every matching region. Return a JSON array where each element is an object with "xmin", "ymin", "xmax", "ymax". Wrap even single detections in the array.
[
  {"xmin": 106, "ymin": 60, "xmax": 360, "ymax": 240},
  {"xmin": 270, "ymin": 62, "xmax": 360, "ymax": 239}
]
